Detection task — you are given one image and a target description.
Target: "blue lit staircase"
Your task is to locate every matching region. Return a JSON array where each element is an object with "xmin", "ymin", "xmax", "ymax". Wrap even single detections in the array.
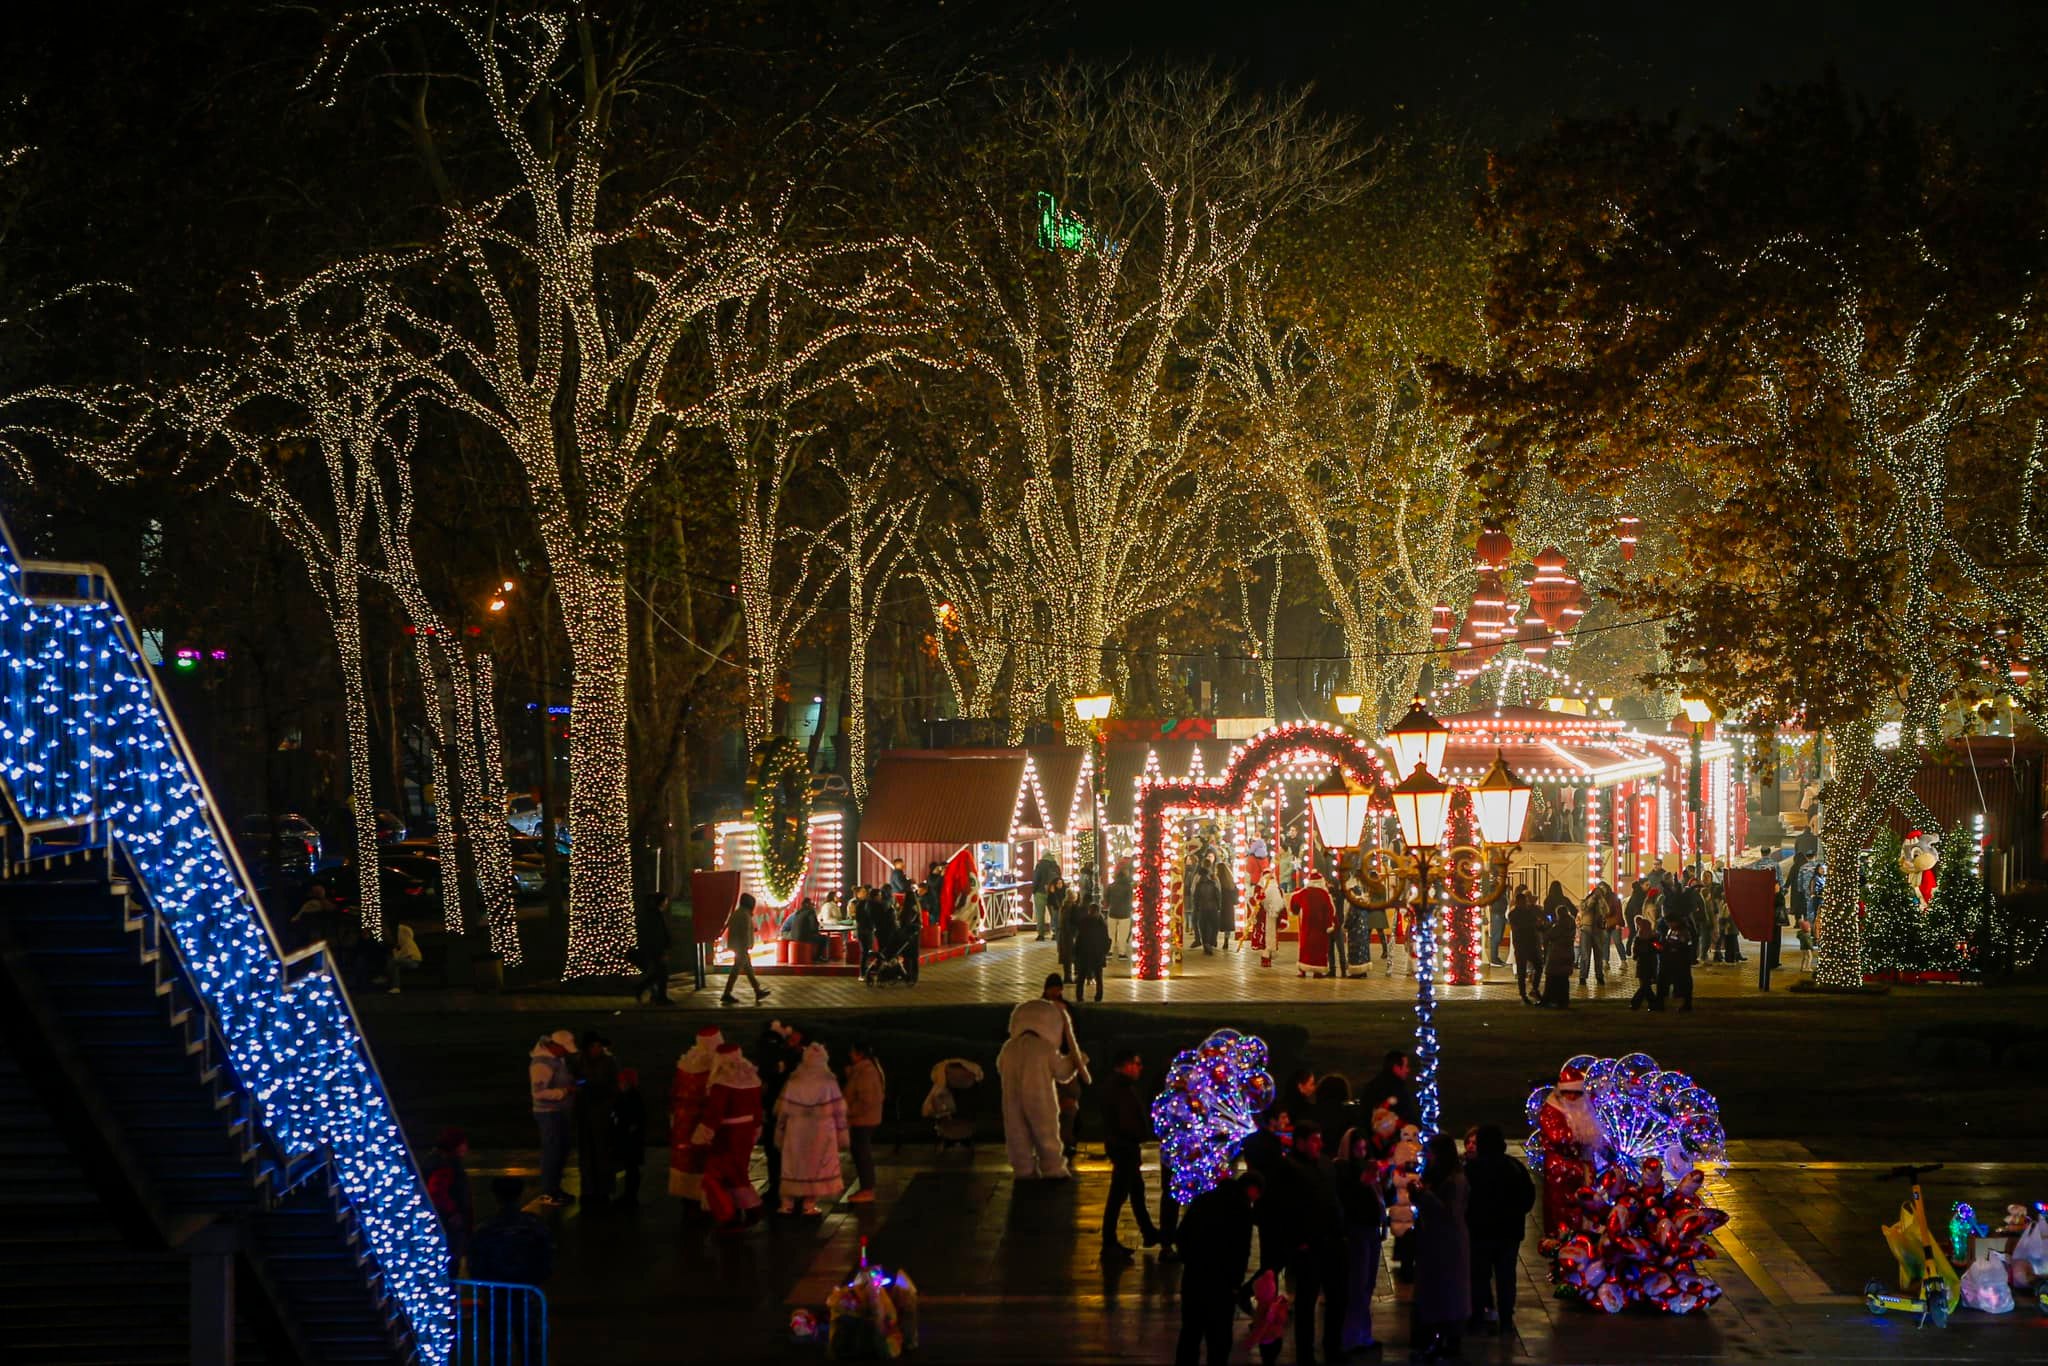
[{"xmin": 0, "ymin": 523, "xmax": 453, "ymax": 1363}]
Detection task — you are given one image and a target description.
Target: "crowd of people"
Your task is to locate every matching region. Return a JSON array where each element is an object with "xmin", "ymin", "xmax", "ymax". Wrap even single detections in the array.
[{"xmin": 1153, "ymin": 1051, "xmax": 1536, "ymax": 1365}]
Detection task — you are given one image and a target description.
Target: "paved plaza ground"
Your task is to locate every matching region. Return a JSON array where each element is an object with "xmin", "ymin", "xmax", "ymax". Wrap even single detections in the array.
[{"xmin": 358, "ymin": 933, "xmax": 2048, "ymax": 1362}]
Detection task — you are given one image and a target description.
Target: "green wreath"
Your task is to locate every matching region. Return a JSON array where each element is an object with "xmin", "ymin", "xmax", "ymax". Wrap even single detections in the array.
[{"xmin": 749, "ymin": 738, "xmax": 813, "ymax": 903}]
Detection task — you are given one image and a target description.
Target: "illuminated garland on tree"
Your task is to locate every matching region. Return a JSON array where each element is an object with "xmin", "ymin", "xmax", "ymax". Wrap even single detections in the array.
[
  {"xmin": 1151, "ymin": 1029, "xmax": 1277, "ymax": 1205},
  {"xmin": 750, "ymin": 738, "xmax": 814, "ymax": 904},
  {"xmin": 1135, "ymin": 722, "xmax": 1392, "ymax": 980}
]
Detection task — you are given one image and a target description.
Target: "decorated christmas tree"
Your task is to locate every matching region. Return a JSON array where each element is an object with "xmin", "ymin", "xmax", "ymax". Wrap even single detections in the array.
[
  {"xmin": 1921, "ymin": 826, "xmax": 1983, "ymax": 974},
  {"xmin": 1860, "ymin": 831, "xmax": 1922, "ymax": 977}
]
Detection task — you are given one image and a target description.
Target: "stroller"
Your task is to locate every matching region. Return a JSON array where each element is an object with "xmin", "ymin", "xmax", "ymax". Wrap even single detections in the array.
[
  {"xmin": 922, "ymin": 1059, "xmax": 984, "ymax": 1149},
  {"xmin": 864, "ymin": 916, "xmax": 920, "ymax": 987}
]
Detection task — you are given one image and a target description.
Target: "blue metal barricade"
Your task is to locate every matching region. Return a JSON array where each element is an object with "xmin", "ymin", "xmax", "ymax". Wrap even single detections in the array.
[{"xmin": 452, "ymin": 1280, "xmax": 549, "ymax": 1364}]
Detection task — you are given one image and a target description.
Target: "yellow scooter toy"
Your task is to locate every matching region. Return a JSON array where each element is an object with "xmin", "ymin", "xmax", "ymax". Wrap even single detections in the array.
[{"xmin": 1864, "ymin": 1164, "xmax": 1959, "ymax": 1327}]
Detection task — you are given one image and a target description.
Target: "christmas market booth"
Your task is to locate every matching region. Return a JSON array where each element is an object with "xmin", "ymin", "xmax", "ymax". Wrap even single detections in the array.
[{"xmin": 854, "ymin": 747, "xmax": 1096, "ymax": 933}]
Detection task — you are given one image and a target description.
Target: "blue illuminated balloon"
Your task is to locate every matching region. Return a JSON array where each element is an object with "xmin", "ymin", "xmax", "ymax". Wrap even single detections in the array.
[{"xmin": 1152, "ymin": 1029, "xmax": 1275, "ymax": 1204}]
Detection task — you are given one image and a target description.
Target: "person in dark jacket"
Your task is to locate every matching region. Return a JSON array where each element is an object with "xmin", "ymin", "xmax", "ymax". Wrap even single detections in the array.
[
  {"xmin": 1074, "ymin": 902, "xmax": 1112, "ymax": 1002},
  {"xmin": 1629, "ymin": 913, "xmax": 1661, "ymax": 1009},
  {"xmin": 1032, "ymin": 852, "xmax": 1062, "ymax": 940},
  {"xmin": 851, "ymin": 886, "xmax": 879, "ymax": 980},
  {"xmin": 612, "ymin": 1067, "xmax": 648, "ymax": 1206},
  {"xmin": 470, "ymin": 1176, "xmax": 553, "ymax": 1286},
  {"xmin": 1655, "ymin": 918, "xmax": 1695, "ymax": 1010},
  {"xmin": 1464, "ymin": 1123, "xmax": 1534, "ymax": 1335},
  {"xmin": 1191, "ymin": 867, "xmax": 1224, "ymax": 953},
  {"xmin": 1261, "ymin": 1121, "xmax": 1347, "ymax": 1366},
  {"xmin": 574, "ymin": 1032, "xmax": 620, "ymax": 1208},
  {"xmin": 1100, "ymin": 1048, "xmax": 1160, "ymax": 1256},
  {"xmin": 1334, "ymin": 1125, "xmax": 1387, "ymax": 1358},
  {"xmin": 422, "ymin": 1126, "xmax": 473, "ymax": 1276},
  {"xmin": 1539, "ymin": 910, "xmax": 1578, "ymax": 1007},
  {"xmin": 1174, "ymin": 1172, "xmax": 1264, "ymax": 1366},
  {"xmin": 897, "ymin": 898, "xmax": 924, "ymax": 984},
  {"xmin": 1056, "ymin": 887, "xmax": 1083, "ymax": 983},
  {"xmin": 921, "ymin": 861, "xmax": 945, "ymax": 925},
  {"xmin": 887, "ymin": 857, "xmax": 914, "ymax": 903},
  {"xmin": 1104, "ymin": 863, "xmax": 1135, "ymax": 958},
  {"xmin": 1508, "ymin": 887, "xmax": 1546, "ymax": 1003},
  {"xmin": 1411, "ymin": 1133, "xmax": 1471, "ymax": 1361},
  {"xmin": 632, "ymin": 892, "xmax": 673, "ymax": 1004},
  {"xmin": 1358, "ymin": 1050, "xmax": 1418, "ymax": 1129}
]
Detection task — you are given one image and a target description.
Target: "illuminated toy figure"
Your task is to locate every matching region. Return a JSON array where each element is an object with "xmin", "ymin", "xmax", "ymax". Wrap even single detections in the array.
[
  {"xmin": 997, "ymin": 999, "xmax": 1087, "ymax": 1178},
  {"xmin": 1899, "ymin": 831, "xmax": 1939, "ymax": 908},
  {"xmin": 668, "ymin": 1026, "xmax": 722, "ymax": 1211},
  {"xmin": 1291, "ymin": 869, "xmax": 1337, "ymax": 978},
  {"xmin": 1534, "ymin": 1064, "xmax": 1606, "ymax": 1234}
]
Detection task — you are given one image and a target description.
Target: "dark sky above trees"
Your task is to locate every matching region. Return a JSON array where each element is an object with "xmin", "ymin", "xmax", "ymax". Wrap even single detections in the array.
[{"xmin": 1063, "ymin": 0, "xmax": 2043, "ymax": 138}]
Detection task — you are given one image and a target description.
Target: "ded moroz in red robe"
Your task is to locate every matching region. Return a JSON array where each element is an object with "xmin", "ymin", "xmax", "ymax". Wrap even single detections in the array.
[
  {"xmin": 668, "ymin": 1026, "xmax": 722, "ymax": 1201},
  {"xmin": 691, "ymin": 1043, "xmax": 764, "ymax": 1224},
  {"xmin": 1290, "ymin": 876, "xmax": 1336, "ymax": 976}
]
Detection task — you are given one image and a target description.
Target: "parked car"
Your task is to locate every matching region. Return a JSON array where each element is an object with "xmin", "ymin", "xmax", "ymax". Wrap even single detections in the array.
[
  {"xmin": 807, "ymin": 772, "xmax": 849, "ymax": 799},
  {"xmin": 321, "ymin": 861, "xmax": 440, "ymax": 923},
  {"xmin": 375, "ymin": 809, "xmax": 408, "ymax": 845},
  {"xmin": 506, "ymin": 794, "xmax": 543, "ymax": 836},
  {"xmin": 236, "ymin": 813, "xmax": 323, "ymax": 882}
]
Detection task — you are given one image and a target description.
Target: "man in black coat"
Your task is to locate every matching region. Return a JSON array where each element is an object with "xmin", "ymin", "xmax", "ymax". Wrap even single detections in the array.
[
  {"xmin": 632, "ymin": 891, "xmax": 673, "ymax": 1004},
  {"xmin": 1268, "ymin": 1121, "xmax": 1349, "ymax": 1366},
  {"xmin": 1100, "ymin": 1048, "xmax": 1161, "ymax": 1256},
  {"xmin": 1464, "ymin": 1123, "xmax": 1535, "ymax": 1335},
  {"xmin": 1358, "ymin": 1049, "xmax": 1418, "ymax": 1129},
  {"xmin": 1508, "ymin": 890, "xmax": 1546, "ymax": 1003},
  {"xmin": 1174, "ymin": 1172, "xmax": 1264, "ymax": 1366}
]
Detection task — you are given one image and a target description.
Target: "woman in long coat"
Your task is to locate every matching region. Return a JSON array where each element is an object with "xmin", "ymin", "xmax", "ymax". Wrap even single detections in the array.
[
  {"xmin": 1410, "ymin": 1133, "xmax": 1472, "ymax": 1361},
  {"xmin": 773, "ymin": 1042, "xmax": 849, "ymax": 1213}
]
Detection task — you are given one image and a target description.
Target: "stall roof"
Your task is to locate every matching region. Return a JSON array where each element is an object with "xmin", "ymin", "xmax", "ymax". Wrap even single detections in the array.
[{"xmin": 859, "ymin": 752, "xmax": 1027, "ymax": 845}]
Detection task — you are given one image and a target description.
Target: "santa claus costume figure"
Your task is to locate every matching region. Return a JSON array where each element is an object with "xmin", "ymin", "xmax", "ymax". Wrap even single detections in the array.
[
  {"xmin": 692, "ymin": 1042, "xmax": 765, "ymax": 1228},
  {"xmin": 1534, "ymin": 1063, "xmax": 1608, "ymax": 1235},
  {"xmin": 1250, "ymin": 870, "xmax": 1285, "ymax": 968},
  {"xmin": 1291, "ymin": 870, "xmax": 1337, "ymax": 978},
  {"xmin": 668, "ymin": 1027, "xmax": 723, "ymax": 1210}
]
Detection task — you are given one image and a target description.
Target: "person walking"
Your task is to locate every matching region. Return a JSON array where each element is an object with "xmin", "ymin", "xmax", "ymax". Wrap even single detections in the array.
[
  {"xmin": 528, "ymin": 1030, "xmax": 577, "ymax": 1207},
  {"xmin": 719, "ymin": 893, "xmax": 770, "ymax": 1005},
  {"xmin": 1508, "ymin": 887, "xmax": 1544, "ymax": 1003},
  {"xmin": 422, "ymin": 1126, "xmax": 474, "ymax": 1276},
  {"xmin": 1100, "ymin": 1048, "xmax": 1162, "ymax": 1258},
  {"xmin": 1656, "ymin": 917, "xmax": 1696, "ymax": 1011},
  {"xmin": 842, "ymin": 1040, "xmax": 885, "ymax": 1204},
  {"xmin": 1191, "ymin": 867, "xmax": 1223, "ymax": 954},
  {"xmin": 1410, "ymin": 1133, "xmax": 1471, "ymax": 1362},
  {"xmin": 1173, "ymin": 1172, "xmax": 1263, "ymax": 1366},
  {"xmin": 1104, "ymin": 862, "xmax": 1135, "ymax": 958},
  {"xmin": 1074, "ymin": 901, "xmax": 1111, "ymax": 1002},
  {"xmin": 632, "ymin": 890, "xmax": 673, "ymax": 1004},
  {"xmin": 1464, "ymin": 1123, "xmax": 1534, "ymax": 1337},
  {"xmin": 1540, "ymin": 904, "xmax": 1578, "ymax": 1007},
  {"xmin": 774, "ymin": 1042, "xmax": 849, "ymax": 1214},
  {"xmin": 1033, "ymin": 850, "xmax": 1062, "ymax": 940},
  {"xmin": 1575, "ymin": 886, "xmax": 1607, "ymax": 988},
  {"xmin": 1335, "ymin": 1126, "xmax": 1388, "ymax": 1359},
  {"xmin": 1628, "ymin": 914, "xmax": 1661, "ymax": 1010},
  {"xmin": 612, "ymin": 1067, "xmax": 647, "ymax": 1207},
  {"xmin": 574, "ymin": 1031, "xmax": 620, "ymax": 1210},
  {"xmin": 1056, "ymin": 885, "xmax": 1082, "ymax": 983}
]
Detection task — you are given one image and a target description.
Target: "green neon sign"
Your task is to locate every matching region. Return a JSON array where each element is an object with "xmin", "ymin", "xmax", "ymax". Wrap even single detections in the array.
[{"xmin": 1036, "ymin": 192, "xmax": 1122, "ymax": 259}]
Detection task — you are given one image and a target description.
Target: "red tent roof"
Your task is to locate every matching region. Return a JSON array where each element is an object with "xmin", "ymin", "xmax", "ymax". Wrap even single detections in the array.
[{"xmin": 859, "ymin": 752, "xmax": 1026, "ymax": 845}]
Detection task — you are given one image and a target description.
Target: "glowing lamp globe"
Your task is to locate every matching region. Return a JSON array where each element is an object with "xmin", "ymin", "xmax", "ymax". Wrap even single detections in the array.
[
  {"xmin": 1306, "ymin": 770, "xmax": 1374, "ymax": 852},
  {"xmin": 1389, "ymin": 765, "xmax": 1453, "ymax": 851},
  {"xmin": 1679, "ymin": 697, "xmax": 1714, "ymax": 726},
  {"xmin": 1072, "ymin": 693, "xmax": 1114, "ymax": 723},
  {"xmin": 1333, "ymin": 692, "xmax": 1364, "ymax": 719},
  {"xmin": 1470, "ymin": 750, "xmax": 1533, "ymax": 847},
  {"xmin": 1386, "ymin": 697, "xmax": 1449, "ymax": 780}
]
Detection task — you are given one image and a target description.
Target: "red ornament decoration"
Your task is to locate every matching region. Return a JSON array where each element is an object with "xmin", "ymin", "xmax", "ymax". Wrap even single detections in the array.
[{"xmin": 1614, "ymin": 514, "xmax": 1640, "ymax": 562}]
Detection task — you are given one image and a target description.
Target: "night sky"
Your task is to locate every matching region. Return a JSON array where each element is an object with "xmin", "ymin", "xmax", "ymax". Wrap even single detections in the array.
[{"xmin": 1058, "ymin": 0, "xmax": 2044, "ymax": 138}]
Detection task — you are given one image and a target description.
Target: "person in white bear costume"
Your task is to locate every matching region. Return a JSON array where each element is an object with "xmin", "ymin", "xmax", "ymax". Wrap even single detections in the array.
[{"xmin": 997, "ymin": 996, "xmax": 1088, "ymax": 1177}]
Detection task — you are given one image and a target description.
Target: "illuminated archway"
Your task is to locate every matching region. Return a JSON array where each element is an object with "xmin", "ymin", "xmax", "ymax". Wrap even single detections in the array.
[{"xmin": 1133, "ymin": 722, "xmax": 1395, "ymax": 980}]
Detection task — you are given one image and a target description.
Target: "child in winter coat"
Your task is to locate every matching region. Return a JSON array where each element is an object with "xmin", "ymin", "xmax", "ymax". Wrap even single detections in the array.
[
  {"xmin": 775, "ymin": 1042, "xmax": 850, "ymax": 1213},
  {"xmin": 842, "ymin": 1042, "xmax": 886, "ymax": 1204}
]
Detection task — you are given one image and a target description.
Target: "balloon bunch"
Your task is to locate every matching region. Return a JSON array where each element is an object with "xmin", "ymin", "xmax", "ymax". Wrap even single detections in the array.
[
  {"xmin": 1544, "ymin": 1158, "xmax": 1730, "ymax": 1314},
  {"xmin": 1151, "ymin": 1028, "xmax": 1276, "ymax": 1205},
  {"xmin": 1525, "ymin": 1052, "xmax": 1726, "ymax": 1184},
  {"xmin": 826, "ymin": 1239, "xmax": 918, "ymax": 1359}
]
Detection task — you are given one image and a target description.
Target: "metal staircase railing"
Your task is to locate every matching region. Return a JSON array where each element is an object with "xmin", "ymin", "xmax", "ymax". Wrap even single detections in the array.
[{"xmin": 0, "ymin": 516, "xmax": 454, "ymax": 1363}]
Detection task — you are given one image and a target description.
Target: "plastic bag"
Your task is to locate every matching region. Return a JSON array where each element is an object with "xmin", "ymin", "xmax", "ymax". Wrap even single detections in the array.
[
  {"xmin": 1961, "ymin": 1254, "xmax": 2014, "ymax": 1314},
  {"xmin": 2013, "ymin": 1218, "xmax": 2048, "ymax": 1285}
]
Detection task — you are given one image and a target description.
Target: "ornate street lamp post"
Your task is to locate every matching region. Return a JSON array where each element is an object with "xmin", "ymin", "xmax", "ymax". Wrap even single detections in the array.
[
  {"xmin": 1072, "ymin": 693, "xmax": 1114, "ymax": 897},
  {"xmin": 1345, "ymin": 698, "xmax": 1531, "ymax": 1140}
]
